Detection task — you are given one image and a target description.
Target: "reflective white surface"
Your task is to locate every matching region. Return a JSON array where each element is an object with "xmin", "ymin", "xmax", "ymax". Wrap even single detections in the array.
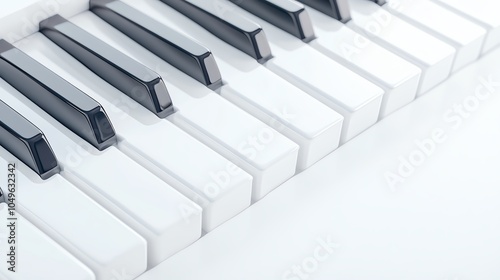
[{"xmin": 139, "ymin": 47, "xmax": 500, "ymax": 280}]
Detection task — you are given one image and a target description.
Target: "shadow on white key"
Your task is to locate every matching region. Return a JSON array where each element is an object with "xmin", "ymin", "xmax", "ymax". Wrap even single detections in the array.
[
  {"xmin": 207, "ymin": 0, "xmax": 384, "ymax": 143},
  {"xmin": 19, "ymin": 32, "xmax": 252, "ymax": 232},
  {"xmin": 305, "ymin": 7, "xmax": 421, "ymax": 118},
  {"xmin": 124, "ymin": 0, "xmax": 344, "ymax": 171},
  {"xmin": 347, "ymin": 0, "xmax": 456, "ymax": 95},
  {"xmin": 0, "ymin": 201, "xmax": 95, "ymax": 280},
  {"xmin": 70, "ymin": 12, "xmax": 299, "ymax": 201},
  {"xmin": 433, "ymin": 0, "xmax": 500, "ymax": 54},
  {"xmin": 385, "ymin": 0, "xmax": 486, "ymax": 72},
  {"xmin": 0, "ymin": 62, "xmax": 202, "ymax": 269},
  {"xmin": 0, "ymin": 145, "xmax": 146, "ymax": 280}
]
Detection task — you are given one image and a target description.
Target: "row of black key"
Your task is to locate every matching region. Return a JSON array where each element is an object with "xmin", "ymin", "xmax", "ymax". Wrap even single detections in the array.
[
  {"xmin": 91, "ymin": 0, "xmax": 223, "ymax": 89},
  {"xmin": 0, "ymin": 40, "xmax": 116, "ymax": 151},
  {"xmin": 0, "ymin": 0, "xmax": 381, "ymax": 179},
  {"xmin": 39, "ymin": 15, "xmax": 174, "ymax": 118}
]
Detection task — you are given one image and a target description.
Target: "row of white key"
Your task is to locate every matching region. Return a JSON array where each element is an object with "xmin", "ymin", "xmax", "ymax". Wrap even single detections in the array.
[
  {"xmin": 68, "ymin": 12, "xmax": 300, "ymax": 201},
  {"xmin": 385, "ymin": 0, "xmax": 486, "ymax": 72},
  {"xmin": 124, "ymin": 0, "xmax": 344, "ymax": 171},
  {"xmin": 433, "ymin": 0, "xmax": 500, "ymax": 54},
  {"xmin": 0, "ymin": 0, "xmax": 88, "ymax": 44},
  {"xmin": 0, "ymin": 193, "xmax": 94, "ymax": 280},
  {"xmin": 0, "ymin": 144, "xmax": 146, "ymax": 280},
  {"xmin": 0, "ymin": 0, "xmax": 499, "ymax": 279},
  {"xmin": 0, "ymin": 76, "xmax": 203, "ymax": 271},
  {"xmin": 14, "ymin": 32, "xmax": 253, "ymax": 233},
  {"xmin": 348, "ymin": 0, "xmax": 456, "ymax": 94},
  {"xmin": 306, "ymin": 7, "xmax": 422, "ymax": 118},
  {"xmin": 213, "ymin": 0, "xmax": 385, "ymax": 143}
]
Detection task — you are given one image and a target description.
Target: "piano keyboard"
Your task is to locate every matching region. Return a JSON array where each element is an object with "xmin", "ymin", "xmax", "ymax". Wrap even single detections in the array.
[{"xmin": 0, "ymin": 0, "xmax": 499, "ymax": 279}]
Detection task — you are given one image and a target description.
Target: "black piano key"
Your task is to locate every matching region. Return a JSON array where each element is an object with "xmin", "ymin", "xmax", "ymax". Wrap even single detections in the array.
[
  {"xmin": 40, "ymin": 15, "xmax": 174, "ymax": 118},
  {"xmin": 228, "ymin": 0, "xmax": 315, "ymax": 41},
  {"xmin": 0, "ymin": 100, "xmax": 60, "ymax": 179},
  {"xmin": 0, "ymin": 40, "xmax": 116, "ymax": 151},
  {"xmin": 297, "ymin": 0, "xmax": 351, "ymax": 22},
  {"xmin": 370, "ymin": 0, "xmax": 387, "ymax": 5},
  {"xmin": 90, "ymin": 0, "xmax": 223, "ymax": 89},
  {"xmin": 159, "ymin": 0, "xmax": 272, "ymax": 63}
]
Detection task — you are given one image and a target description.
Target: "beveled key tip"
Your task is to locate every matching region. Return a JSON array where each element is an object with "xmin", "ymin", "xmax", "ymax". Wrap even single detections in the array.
[
  {"xmin": 151, "ymin": 80, "xmax": 175, "ymax": 118},
  {"xmin": 32, "ymin": 136, "xmax": 61, "ymax": 179},
  {"xmin": 89, "ymin": 109, "xmax": 117, "ymax": 151},
  {"xmin": 0, "ymin": 100, "xmax": 61, "ymax": 180}
]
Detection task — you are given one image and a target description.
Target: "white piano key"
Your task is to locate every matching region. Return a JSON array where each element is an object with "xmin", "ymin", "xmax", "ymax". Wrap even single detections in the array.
[
  {"xmin": 136, "ymin": 46, "xmax": 500, "ymax": 280},
  {"xmin": 71, "ymin": 12, "xmax": 299, "ymax": 201},
  {"xmin": 126, "ymin": 0, "xmax": 343, "ymax": 171},
  {"xmin": 0, "ymin": 203, "xmax": 95, "ymax": 280},
  {"xmin": 266, "ymin": 44, "xmax": 383, "ymax": 143},
  {"xmin": 347, "ymin": 0, "xmax": 456, "ymax": 95},
  {"xmin": 1, "ymin": 61, "xmax": 202, "ymax": 268},
  {"xmin": 168, "ymin": 89, "xmax": 300, "ymax": 200},
  {"xmin": 0, "ymin": 0, "xmax": 88, "ymax": 44},
  {"xmin": 208, "ymin": 0, "xmax": 383, "ymax": 143},
  {"xmin": 434, "ymin": 0, "xmax": 500, "ymax": 54},
  {"xmin": 385, "ymin": 0, "xmax": 486, "ymax": 72},
  {"xmin": 0, "ymin": 147, "xmax": 147, "ymax": 280},
  {"xmin": 21, "ymin": 31, "xmax": 252, "ymax": 232},
  {"xmin": 0, "ymin": 73, "xmax": 199, "ymax": 268},
  {"xmin": 220, "ymin": 65, "xmax": 343, "ymax": 170},
  {"xmin": 118, "ymin": 123, "xmax": 253, "ymax": 231},
  {"xmin": 305, "ymin": 7, "xmax": 421, "ymax": 118},
  {"xmin": 62, "ymin": 148, "xmax": 203, "ymax": 267},
  {"xmin": 266, "ymin": 46, "xmax": 383, "ymax": 143}
]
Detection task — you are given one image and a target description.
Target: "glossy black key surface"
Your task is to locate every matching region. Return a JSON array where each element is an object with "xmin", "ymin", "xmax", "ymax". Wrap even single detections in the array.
[
  {"xmin": 297, "ymin": 0, "xmax": 351, "ymax": 22},
  {"xmin": 0, "ymin": 40, "xmax": 116, "ymax": 151},
  {"xmin": 90, "ymin": 0, "xmax": 223, "ymax": 89},
  {"xmin": 0, "ymin": 100, "xmax": 60, "ymax": 179},
  {"xmin": 160, "ymin": 0, "xmax": 272, "ymax": 63},
  {"xmin": 40, "ymin": 15, "xmax": 174, "ymax": 118},
  {"xmin": 228, "ymin": 0, "xmax": 315, "ymax": 41}
]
